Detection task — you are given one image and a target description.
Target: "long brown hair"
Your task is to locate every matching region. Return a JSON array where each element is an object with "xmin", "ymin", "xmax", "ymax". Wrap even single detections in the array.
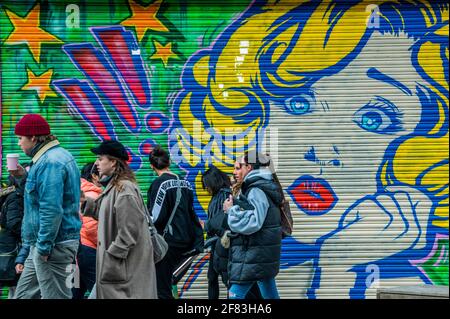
[
  {"xmin": 107, "ymin": 155, "xmax": 136, "ymax": 189},
  {"xmin": 231, "ymin": 180, "xmax": 242, "ymax": 197},
  {"xmin": 271, "ymin": 172, "xmax": 286, "ymax": 202}
]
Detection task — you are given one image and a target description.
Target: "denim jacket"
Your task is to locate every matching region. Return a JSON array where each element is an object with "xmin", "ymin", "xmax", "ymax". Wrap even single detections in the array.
[
  {"xmin": 22, "ymin": 141, "xmax": 81, "ymax": 256},
  {"xmin": 15, "ymin": 244, "xmax": 30, "ymax": 265}
]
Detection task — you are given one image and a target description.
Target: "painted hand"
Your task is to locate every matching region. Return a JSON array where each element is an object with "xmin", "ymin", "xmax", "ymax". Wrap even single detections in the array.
[
  {"xmin": 340, "ymin": 185, "xmax": 432, "ymax": 250},
  {"xmin": 316, "ymin": 185, "xmax": 433, "ymax": 298}
]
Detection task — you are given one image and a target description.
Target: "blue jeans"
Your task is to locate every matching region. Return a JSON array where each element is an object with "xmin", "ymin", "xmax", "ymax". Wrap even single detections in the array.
[{"xmin": 229, "ymin": 277, "xmax": 280, "ymax": 299}]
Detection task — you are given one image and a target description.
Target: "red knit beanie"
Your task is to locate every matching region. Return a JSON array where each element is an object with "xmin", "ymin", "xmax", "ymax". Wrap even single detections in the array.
[{"xmin": 14, "ymin": 114, "xmax": 51, "ymax": 136}]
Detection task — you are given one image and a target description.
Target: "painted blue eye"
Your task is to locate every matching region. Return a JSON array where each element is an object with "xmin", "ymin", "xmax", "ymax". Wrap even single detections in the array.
[
  {"xmin": 284, "ymin": 94, "xmax": 313, "ymax": 115},
  {"xmin": 360, "ymin": 112, "xmax": 382, "ymax": 130},
  {"xmin": 354, "ymin": 101, "xmax": 403, "ymax": 134}
]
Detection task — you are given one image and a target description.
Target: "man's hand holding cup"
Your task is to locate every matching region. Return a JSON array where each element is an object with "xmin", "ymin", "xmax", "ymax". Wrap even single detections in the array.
[{"xmin": 7, "ymin": 153, "xmax": 25, "ymax": 177}]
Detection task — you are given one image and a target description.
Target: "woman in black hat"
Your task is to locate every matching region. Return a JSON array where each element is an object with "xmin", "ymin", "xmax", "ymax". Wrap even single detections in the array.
[{"xmin": 83, "ymin": 140, "xmax": 157, "ymax": 299}]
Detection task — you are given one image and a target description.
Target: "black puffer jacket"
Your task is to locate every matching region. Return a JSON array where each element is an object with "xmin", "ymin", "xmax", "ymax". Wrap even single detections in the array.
[
  {"xmin": 228, "ymin": 171, "xmax": 283, "ymax": 284},
  {"xmin": 0, "ymin": 185, "xmax": 24, "ymax": 251},
  {"xmin": 205, "ymin": 188, "xmax": 232, "ymax": 282},
  {"xmin": 0, "ymin": 181, "xmax": 25, "ymax": 285}
]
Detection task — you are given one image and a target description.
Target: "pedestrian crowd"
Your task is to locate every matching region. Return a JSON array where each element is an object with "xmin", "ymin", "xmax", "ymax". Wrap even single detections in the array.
[{"xmin": 0, "ymin": 113, "xmax": 289, "ymax": 299}]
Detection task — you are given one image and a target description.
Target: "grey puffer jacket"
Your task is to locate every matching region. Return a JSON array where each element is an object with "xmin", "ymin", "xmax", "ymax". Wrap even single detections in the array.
[{"xmin": 227, "ymin": 169, "xmax": 283, "ymax": 284}]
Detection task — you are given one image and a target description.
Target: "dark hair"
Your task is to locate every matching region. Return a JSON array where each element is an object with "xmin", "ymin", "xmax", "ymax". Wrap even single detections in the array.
[
  {"xmin": 149, "ymin": 145, "xmax": 170, "ymax": 170},
  {"xmin": 35, "ymin": 135, "xmax": 57, "ymax": 143},
  {"xmin": 271, "ymin": 171, "xmax": 286, "ymax": 201},
  {"xmin": 80, "ymin": 162, "xmax": 99, "ymax": 182},
  {"xmin": 243, "ymin": 150, "xmax": 271, "ymax": 170},
  {"xmin": 202, "ymin": 165, "xmax": 231, "ymax": 196}
]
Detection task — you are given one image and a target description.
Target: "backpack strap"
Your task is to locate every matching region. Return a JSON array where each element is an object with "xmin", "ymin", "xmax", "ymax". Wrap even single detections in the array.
[
  {"xmin": 138, "ymin": 190, "xmax": 158, "ymax": 238},
  {"xmin": 163, "ymin": 174, "xmax": 181, "ymax": 238}
]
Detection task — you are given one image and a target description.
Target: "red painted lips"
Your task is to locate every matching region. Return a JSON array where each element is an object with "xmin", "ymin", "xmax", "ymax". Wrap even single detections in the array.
[{"xmin": 287, "ymin": 176, "xmax": 337, "ymax": 215}]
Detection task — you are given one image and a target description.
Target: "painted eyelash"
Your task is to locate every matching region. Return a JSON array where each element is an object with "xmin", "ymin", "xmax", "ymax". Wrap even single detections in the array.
[
  {"xmin": 306, "ymin": 89, "xmax": 317, "ymax": 103},
  {"xmin": 287, "ymin": 89, "xmax": 317, "ymax": 101},
  {"xmin": 284, "ymin": 90, "xmax": 316, "ymax": 107},
  {"xmin": 371, "ymin": 96, "xmax": 403, "ymax": 115},
  {"xmin": 364, "ymin": 98, "xmax": 404, "ymax": 130}
]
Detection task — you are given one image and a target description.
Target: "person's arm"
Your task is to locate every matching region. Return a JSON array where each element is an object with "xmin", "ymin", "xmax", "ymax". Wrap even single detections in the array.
[
  {"xmin": 107, "ymin": 192, "xmax": 145, "ymax": 259},
  {"xmin": 35, "ymin": 161, "xmax": 66, "ymax": 257},
  {"xmin": 149, "ymin": 179, "xmax": 172, "ymax": 232},
  {"xmin": 206, "ymin": 192, "xmax": 229, "ymax": 237},
  {"xmin": 147, "ymin": 181, "xmax": 158, "ymax": 213},
  {"xmin": 15, "ymin": 244, "xmax": 30, "ymax": 266},
  {"xmin": 227, "ymin": 188, "xmax": 269, "ymax": 235},
  {"xmin": 8, "ymin": 164, "xmax": 27, "ymax": 180},
  {"xmin": 82, "ymin": 196, "xmax": 99, "ymax": 220}
]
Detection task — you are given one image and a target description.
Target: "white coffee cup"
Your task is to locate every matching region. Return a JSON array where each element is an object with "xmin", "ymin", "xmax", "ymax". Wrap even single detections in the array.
[{"xmin": 6, "ymin": 154, "xmax": 20, "ymax": 171}]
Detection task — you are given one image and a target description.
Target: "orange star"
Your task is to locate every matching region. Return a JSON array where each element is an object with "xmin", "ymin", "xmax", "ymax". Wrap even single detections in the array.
[
  {"xmin": 121, "ymin": 0, "xmax": 169, "ymax": 42},
  {"xmin": 149, "ymin": 40, "xmax": 180, "ymax": 67},
  {"xmin": 21, "ymin": 68, "xmax": 58, "ymax": 103},
  {"xmin": 3, "ymin": 3, "xmax": 64, "ymax": 64}
]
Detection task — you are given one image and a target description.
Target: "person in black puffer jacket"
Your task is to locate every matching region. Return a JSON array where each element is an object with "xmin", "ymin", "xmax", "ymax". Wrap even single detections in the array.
[
  {"xmin": 0, "ymin": 174, "xmax": 25, "ymax": 298},
  {"xmin": 202, "ymin": 165, "xmax": 232, "ymax": 299},
  {"xmin": 223, "ymin": 151, "xmax": 282, "ymax": 299}
]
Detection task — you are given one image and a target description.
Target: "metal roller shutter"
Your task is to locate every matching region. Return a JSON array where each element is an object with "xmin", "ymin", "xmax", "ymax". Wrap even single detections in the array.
[{"xmin": 1, "ymin": 0, "xmax": 448, "ymax": 299}]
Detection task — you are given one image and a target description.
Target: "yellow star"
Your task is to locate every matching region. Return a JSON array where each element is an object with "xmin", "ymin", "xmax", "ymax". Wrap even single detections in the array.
[
  {"xmin": 21, "ymin": 68, "xmax": 58, "ymax": 103},
  {"xmin": 149, "ymin": 40, "xmax": 180, "ymax": 68},
  {"xmin": 121, "ymin": 0, "xmax": 169, "ymax": 42},
  {"xmin": 3, "ymin": 3, "xmax": 64, "ymax": 64}
]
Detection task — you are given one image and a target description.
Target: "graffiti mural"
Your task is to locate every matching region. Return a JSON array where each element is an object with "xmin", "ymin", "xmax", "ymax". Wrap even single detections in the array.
[
  {"xmin": 170, "ymin": 0, "xmax": 449, "ymax": 298},
  {"xmin": 1, "ymin": 0, "xmax": 448, "ymax": 298}
]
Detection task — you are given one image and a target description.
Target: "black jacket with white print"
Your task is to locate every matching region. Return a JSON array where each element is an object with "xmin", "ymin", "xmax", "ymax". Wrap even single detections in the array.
[{"xmin": 147, "ymin": 173, "xmax": 198, "ymax": 249}]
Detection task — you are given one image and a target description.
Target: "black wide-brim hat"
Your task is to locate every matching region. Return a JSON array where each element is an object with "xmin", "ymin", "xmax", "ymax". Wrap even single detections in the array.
[{"xmin": 91, "ymin": 140, "xmax": 129, "ymax": 161}]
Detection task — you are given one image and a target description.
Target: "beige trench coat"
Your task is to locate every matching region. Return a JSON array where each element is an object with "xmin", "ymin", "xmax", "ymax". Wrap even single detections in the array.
[{"xmin": 85, "ymin": 179, "xmax": 157, "ymax": 299}]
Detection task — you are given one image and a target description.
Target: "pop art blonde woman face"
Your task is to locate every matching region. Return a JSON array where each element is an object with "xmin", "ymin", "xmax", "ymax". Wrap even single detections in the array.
[
  {"xmin": 172, "ymin": 0, "xmax": 448, "ymax": 297},
  {"xmin": 271, "ymin": 31, "xmax": 425, "ymax": 241}
]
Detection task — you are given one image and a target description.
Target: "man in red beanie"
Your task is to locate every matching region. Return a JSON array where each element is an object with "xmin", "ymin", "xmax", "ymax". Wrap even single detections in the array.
[{"xmin": 10, "ymin": 114, "xmax": 81, "ymax": 299}]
